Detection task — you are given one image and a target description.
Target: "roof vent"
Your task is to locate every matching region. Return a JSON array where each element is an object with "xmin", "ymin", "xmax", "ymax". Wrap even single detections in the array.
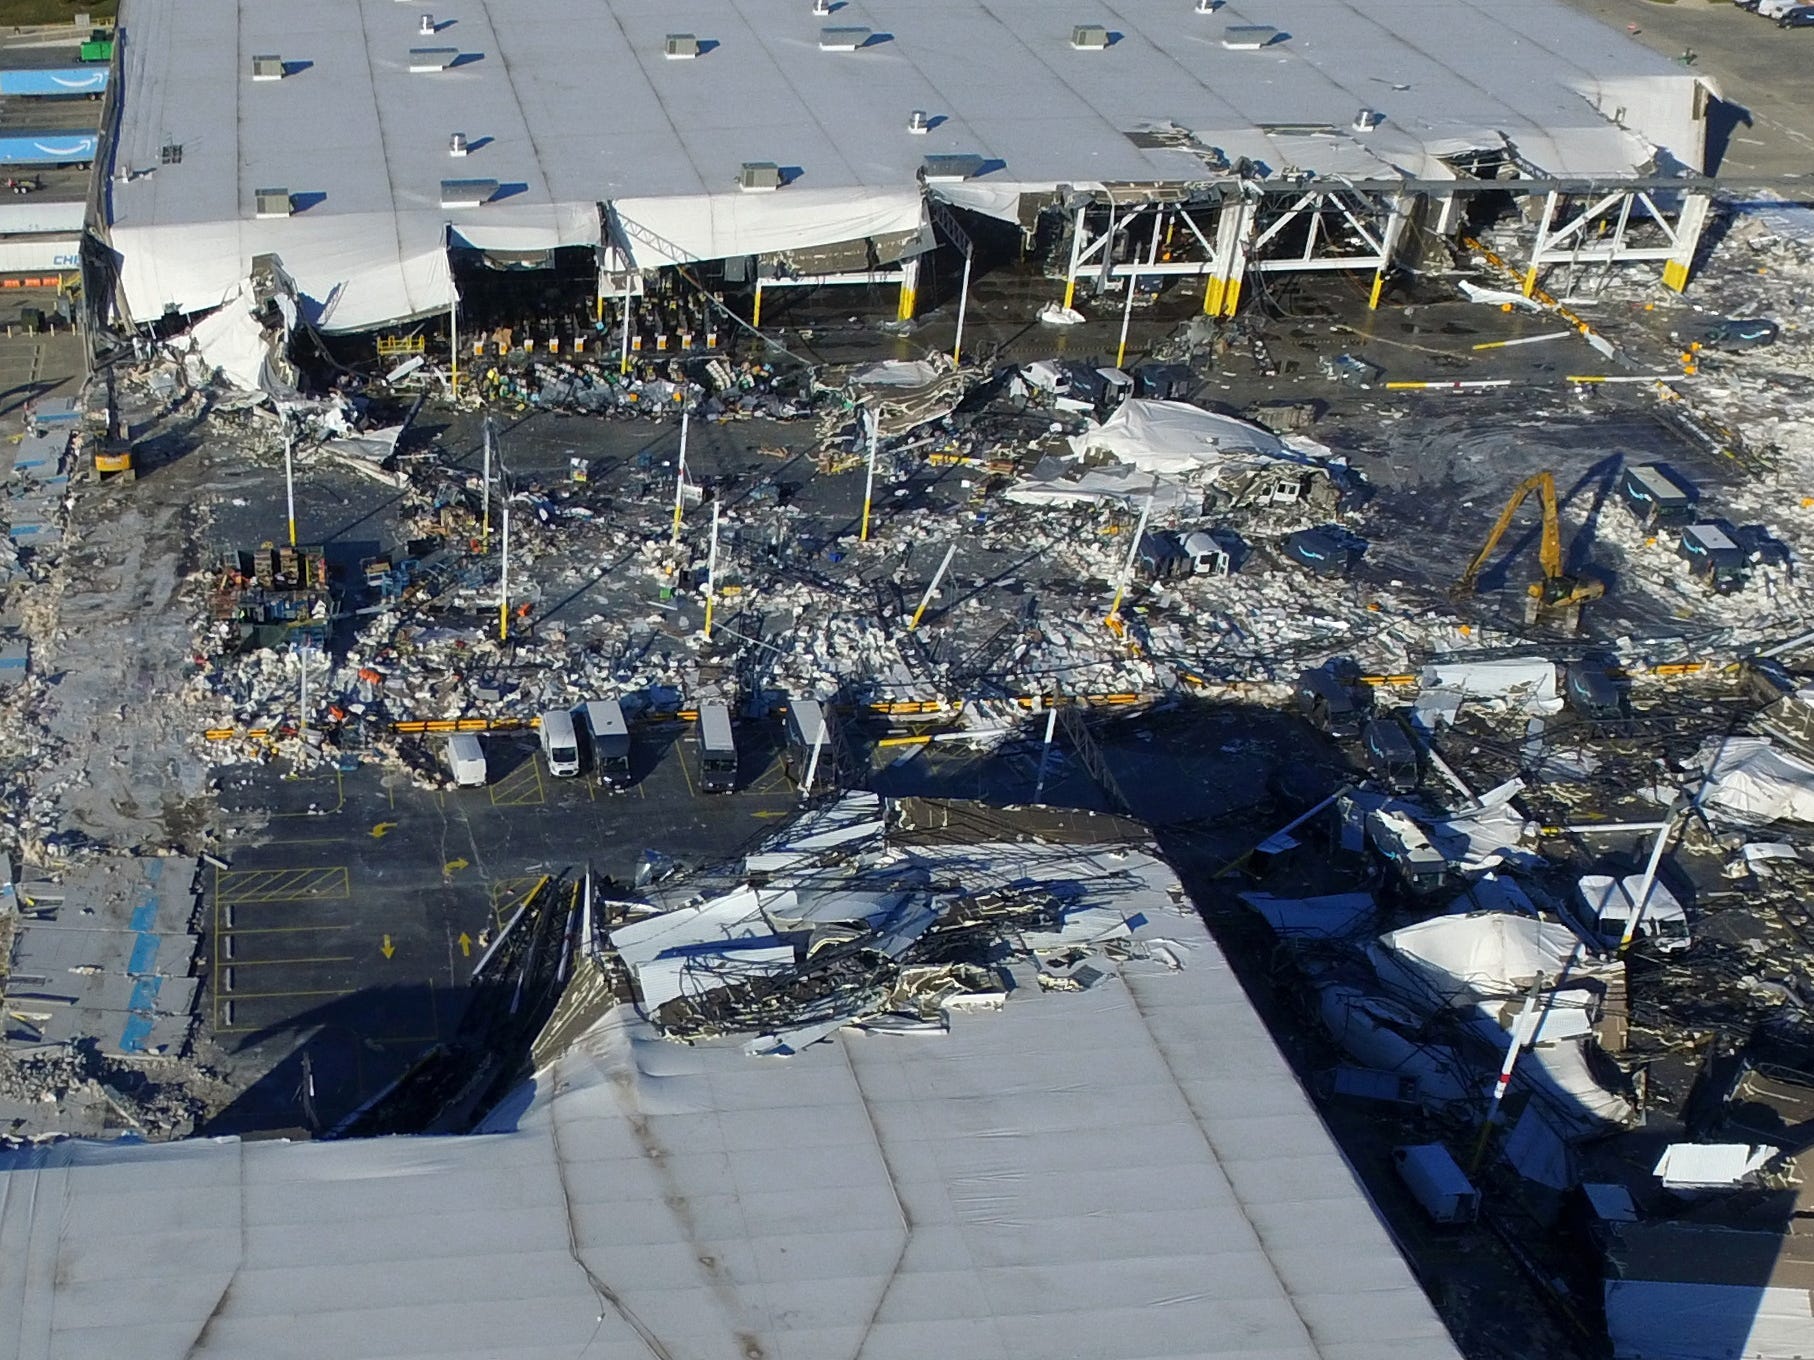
[
  {"xmin": 440, "ymin": 177, "xmax": 498, "ymax": 208},
  {"xmin": 1071, "ymin": 24, "xmax": 1109, "ymax": 49},
  {"xmin": 922, "ymin": 154, "xmax": 984, "ymax": 183},
  {"xmin": 449, "ymin": 131, "xmax": 468, "ymax": 156},
  {"xmin": 251, "ymin": 53, "xmax": 284, "ymax": 81},
  {"xmin": 418, "ymin": 13, "xmax": 435, "ymax": 34},
  {"xmin": 1221, "ymin": 25, "xmax": 1278, "ymax": 48},
  {"xmin": 1194, "ymin": 0, "xmax": 1218, "ymax": 11},
  {"xmin": 1352, "ymin": 107, "xmax": 1383, "ymax": 132},
  {"xmin": 159, "ymin": 142, "xmax": 183, "ymax": 165},
  {"xmin": 665, "ymin": 33, "xmax": 700, "ymax": 59},
  {"xmin": 819, "ymin": 26, "xmax": 870, "ymax": 49},
  {"xmin": 408, "ymin": 47, "xmax": 458, "ymax": 71},
  {"xmin": 907, "ymin": 109, "xmax": 930, "ymax": 134},
  {"xmin": 739, "ymin": 162, "xmax": 782, "ymax": 193},
  {"xmin": 255, "ymin": 188, "xmax": 292, "ymax": 219},
  {"xmin": 812, "ymin": 0, "xmax": 832, "ymax": 13}
]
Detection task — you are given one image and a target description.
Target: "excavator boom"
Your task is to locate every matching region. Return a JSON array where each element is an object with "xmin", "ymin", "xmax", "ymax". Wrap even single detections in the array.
[
  {"xmin": 1453, "ymin": 468, "xmax": 1600, "ymax": 632},
  {"xmin": 1454, "ymin": 470, "xmax": 1563, "ymax": 595}
]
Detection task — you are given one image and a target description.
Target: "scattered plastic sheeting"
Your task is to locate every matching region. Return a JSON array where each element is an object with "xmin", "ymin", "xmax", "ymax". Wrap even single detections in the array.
[
  {"xmin": 1239, "ymin": 890, "xmax": 1377, "ymax": 939},
  {"xmin": 320, "ymin": 423, "xmax": 404, "ymax": 466},
  {"xmin": 186, "ymin": 280, "xmax": 294, "ymax": 396},
  {"xmin": 1067, "ymin": 398, "xmax": 1309, "ymax": 471},
  {"xmin": 1524, "ymin": 1040, "xmax": 1634, "ymax": 1132},
  {"xmin": 848, "ymin": 359, "xmax": 944, "ymax": 388},
  {"xmin": 1021, "ymin": 903, "xmax": 1136, "ymax": 948},
  {"xmin": 1502, "ymin": 1106, "xmax": 1572, "ymax": 1189},
  {"xmin": 1447, "ymin": 873, "xmax": 1539, "ymax": 917},
  {"xmin": 1420, "ymin": 659, "xmax": 1562, "ymax": 715},
  {"xmin": 633, "ymin": 941, "xmax": 797, "ymax": 1011},
  {"xmin": 1694, "ymin": 737, "xmax": 1814, "ymax": 824},
  {"xmin": 1652, "ymin": 1143, "xmax": 1779, "ymax": 1189},
  {"xmin": 1316, "ymin": 983, "xmax": 1472, "ymax": 1106},
  {"xmin": 1376, "ymin": 912, "xmax": 1593, "ymax": 1001},
  {"xmin": 1003, "ymin": 456, "xmax": 1194, "ymax": 512}
]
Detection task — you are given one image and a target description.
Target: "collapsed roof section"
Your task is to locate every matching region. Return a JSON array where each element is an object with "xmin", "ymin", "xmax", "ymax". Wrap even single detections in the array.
[
  {"xmin": 104, "ymin": 0, "xmax": 1711, "ymax": 331},
  {"xmin": 0, "ymin": 797, "xmax": 1466, "ymax": 1360}
]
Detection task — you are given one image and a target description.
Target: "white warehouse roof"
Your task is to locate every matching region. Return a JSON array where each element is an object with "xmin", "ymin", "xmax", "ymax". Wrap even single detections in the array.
[
  {"xmin": 0, "ymin": 825, "xmax": 1464, "ymax": 1360},
  {"xmin": 106, "ymin": 0, "xmax": 1708, "ymax": 330}
]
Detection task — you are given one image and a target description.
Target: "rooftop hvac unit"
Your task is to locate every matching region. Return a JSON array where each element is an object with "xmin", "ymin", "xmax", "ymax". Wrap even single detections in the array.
[
  {"xmin": 907, "ymin": 109, "xmax": 930, "ymax": 134},
  {"xmin": 439, "ymin": 177, "xmax": 498, "ymax": 208},
  {"xmin": 449, "ymin": 131, "xmax": 468, "ymax": 156},
  {"xmin": 408, "ymin": 47, "xmax": 458, "ymax": 71},
  {"xmin": 921, "ymin": 154, "xmax": 983, "ymax": 183},
  {"xmin": 254, "ymin": 188, "xmax": 292, "ymax": 219},
  {"xmin": 812, "ymin": 0, "xmax": 832, "ymax": 13},
  {"xmin": 665, "ymin": 33, "xmax": 700, "ymax": 59},
  {"xmin": 1194, "ymin": 0, "xmax": 1218, "ymax": 11},
  {"xmin": 251, "ymin": 53, "xmax": 283, "ymax": 81},
  {"xmin": 1221, "ymin": 24, "xmax": 1278, "ymax": 48},
  {"xmin": 739, "ymin": 162, "xmax": 782, "ymax": 193},
  {"xmin": 1071, "ymin": 24, "xmax": 1109, "ymax": 49},
  {"xmin": 419, "ymin": 13, "xmax": 436, "ymax": 34},
  {"xmin": 819, "ymin": 26, "xmax": 870, "ymax": 49},
  {"xmin": 1352, "ymin": 107, "xmax": 1383, "ymax": 131}
]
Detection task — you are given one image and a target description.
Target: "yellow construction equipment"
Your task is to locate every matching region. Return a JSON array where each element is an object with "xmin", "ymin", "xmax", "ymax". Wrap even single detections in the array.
[{"xmin": 1453, "ymin": 470, "xmax": 1603, "ymax": 632}]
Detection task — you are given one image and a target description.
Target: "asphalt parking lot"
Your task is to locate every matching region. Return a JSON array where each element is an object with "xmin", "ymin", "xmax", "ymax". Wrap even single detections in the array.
[
  {"xmin": 199, "ymin": 715, "xmax": 807, "ymax": 1134},
  {"xmin": 1560, "ymin": 0, "xmax": 1814, "ymax": 178}
]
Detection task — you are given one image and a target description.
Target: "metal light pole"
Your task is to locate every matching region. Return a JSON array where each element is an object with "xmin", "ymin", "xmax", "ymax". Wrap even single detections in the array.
[
  {"xmin": 1470, "ymin": 969, "xmax": 1548, "ymax": 1173},
  {"xmin": 670, "ymin": 408, "xmax": 689, "ymax": 544},
  {"xmin": 498, "ymin": 495, "xmax": 511, "ymax": 642},
  {"xmin": 1620, "ymin": 802, "xmax": 1684, "ymax": 952},
  {"xmin": 859, "ymin": 407, "xmax": 878, "ymax": 542},
  {"xmin": 1117, "ymin": 209, "xmax": 1162, "ymax": 370},
  {"xmin": 297, "ymin": 639, "xmax": 310, "ymax": 731},
  {"xmin": 952, "ymin": 251, "xmax": 972, "ymax": 365},
  {"xmin": 619, "ymin": 290, "xmax": 633, "ymax": 375},
  {"xmin": 283, "ymin": 415, "xmax": 297, "ymax": 548},
  {"xmin": 909, "ymin": 543, "xmax": 957, "ymax": 630},
  {"xmin": 480, "ymin": 416, "xmax": 493, "ymax": 550},
  {"xmin": 449, "ymin": 289, "xmax": 460, "ymax": 397},
  {"xmin": 1033, "ymin": 706, "xmax": 1059, "ymax": 800},
  {"xmin": 1105, "ymin": 498, "xmax": 1153, "ymax": 631},
  {"xmin": 703, "ymin": 500, "xmax": 721, "ymax": 639}
]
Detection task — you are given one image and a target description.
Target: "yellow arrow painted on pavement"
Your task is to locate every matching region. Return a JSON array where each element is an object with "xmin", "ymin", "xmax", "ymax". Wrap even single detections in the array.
[
  {"xmin": 370, "ymin": 821, "xmax": 398, "ymax": 839},
  {"xmin": 380, "ymin": 935, "xmax": 395, "ymax": 959},
  {"xmin": 752, "ymin": 809, "xmax": 790, "ymax": 819},
  {"xmin": 458, "ymin": 932, "xmax": 473, "ymax": 958},
  {"xmin": 443, "ymin": 857, "xmax": 470, "ymax": 874}
]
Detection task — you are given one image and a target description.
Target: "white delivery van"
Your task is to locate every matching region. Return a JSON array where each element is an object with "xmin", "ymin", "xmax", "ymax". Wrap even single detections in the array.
[
  {"xmin": 1392, "ymin": 1144, "xmax": 1479, "ymax": 1224},
  {"xmin": 539, "ymin": 708, "xmax": 581, "ymax": 778},
  {"xmin": 1570, "ymin": 873, "xmax": 1691, "ymax": 953},
  {"xmin": 444, "ymin": 732, "xmax": 488, "ymax": 787}
]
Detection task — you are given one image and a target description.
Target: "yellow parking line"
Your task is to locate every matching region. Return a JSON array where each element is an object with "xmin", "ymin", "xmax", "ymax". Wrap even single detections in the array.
[
  {"xmin": 217, "ymin": 923, "xmax": 352, "ymax": 935},
  {"xmin": 489, "ymin": 754, "xmax": 546, "ymax": 807},
  {"xmin": 215, "ymin": 865, "xmax": 351, "ymax": 904}
]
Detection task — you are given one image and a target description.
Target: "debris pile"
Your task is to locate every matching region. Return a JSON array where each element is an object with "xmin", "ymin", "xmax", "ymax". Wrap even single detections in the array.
[{"xmin": 600, "ymin": 792, "xmax": 1194, "ymax": 1055}]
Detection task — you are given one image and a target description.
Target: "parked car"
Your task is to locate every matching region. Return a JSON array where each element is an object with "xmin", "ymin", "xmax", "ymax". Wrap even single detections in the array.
[{"xmin": 1780, "ymin": 6, "xmax": 1814, "ymax": 26}]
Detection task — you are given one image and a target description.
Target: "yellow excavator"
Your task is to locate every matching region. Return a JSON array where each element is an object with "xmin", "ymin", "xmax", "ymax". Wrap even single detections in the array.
[{"xmin": 1453, "ymin": 470, "xmax": 1603, "ymax": 633}]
